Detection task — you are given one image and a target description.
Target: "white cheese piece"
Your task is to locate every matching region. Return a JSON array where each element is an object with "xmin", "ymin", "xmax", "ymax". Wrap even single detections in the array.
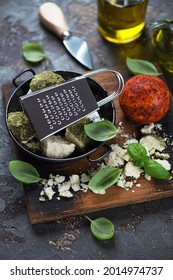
[
  {"xmin": 139, "ymin": 135, "xmax": 166, "ymax": 155},
  {"xmin": 105, "ymin": 151, "xmax": 125, "ymax": 167},
  {"xmin": 47, "ymin": 178, "xmax": 54, "ymax": 187},
  {"xmin": 155, "ymin": 123, "xmax": 163, "ymax": 131},
  {"xmin": 124, "ymin": 138, "xmax": 138, "ymax": 148},
  {"xmin": 58, "ymin": 181, "xmax": 71, "ymax": 192},
  {"xmin": 54, "ymin": 175, "xmax": 66, "ymax": 184},
  {"xmin": 117, "ymin": 177, "xmax": 133, "ymax": 190},
  {"xmin": 80, "ymin": 183, "xmax": 89, "ymax": 192},
  {"xmin": 71, "ymin": 184, "xmax": 81, "ymax": 192},
  {"xmin": 70, "ymin": 174, "xmax": 80, "ymax": 185},
  {"xmin": 80, "ymin": 173, "xmax": 90, "ymax": 183},
  {"xmin": 154, "ymin": 152, "xmax": 170, "ymax": 159},
  {"xmin": 117, "ymin": 178, "xmax": 126, "ymax": 188},
  {"xmin": 44, "ymin": 186, "xmax": 55, "ymax": 200},
  {"xmin": 39, "ymin": 196, "xmax": 46, "ymax": 202},
  {"xmin": 145, "ymin": 173, "xmax": 151, "ymax": 181},
  {"xmin": 69, "ymin": 175, "xmax": 81, "ymax": 192},
  {"xmin": 41, "ymin": 135, "xmax": 76, "ymax": 158},
  {"xmin": 124, "ymin": 161, "xmax": 143, "ymax": 179},
  {"xmin": 105, "ymin": 144, "xmax": 129, "ymax": 167},
  {"xmin": 141, "ymin": 123, "xmax": 155, "ymax": 134},
  {"xmin": 59, "ymin": 190, "xmax": 73, "ymax": 198}
]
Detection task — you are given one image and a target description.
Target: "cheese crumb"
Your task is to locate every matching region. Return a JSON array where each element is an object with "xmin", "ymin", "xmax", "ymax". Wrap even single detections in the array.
[
  {"xmin": 139, "ymin": 135, "xmax": 166, "ymax": 155},
  {"xmin": 124, "ymin": 161, "xmax": 143, "ymax": 179}
]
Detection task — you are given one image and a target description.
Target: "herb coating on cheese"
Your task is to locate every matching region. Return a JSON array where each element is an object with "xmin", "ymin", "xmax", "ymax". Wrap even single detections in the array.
[
  {"xmin": 29, "ymin": 71, "xmax": 65, "ymax": 92},
  {"xmin": 65, "ymin": 118, "xmax": 92, "ymax": 149},
  {"xmin": 7, "ymin": 111, "xmax": 36, "ymax": 143}
]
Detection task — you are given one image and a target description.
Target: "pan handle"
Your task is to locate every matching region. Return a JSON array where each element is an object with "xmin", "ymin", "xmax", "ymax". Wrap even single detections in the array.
[
  {"xmin": 83, "ymin": 68, "xmax": 124, "ymax": 107},
  {"xmin": 87, "ymin": 144, "xmax": 112, "ymax": 163},
  {"xmin": 13, "ymin": 68, "xmax": 36, "ymax": 88}
]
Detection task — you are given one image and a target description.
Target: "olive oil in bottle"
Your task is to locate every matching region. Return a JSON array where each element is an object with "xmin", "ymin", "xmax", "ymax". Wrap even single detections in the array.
[
  {"xmin": 151, "ymin": 20, "xmax": 173, "ymax": 73},
  {"xmin": 97, "ymin": 0, "xmax": 148, "ymax": 44}
]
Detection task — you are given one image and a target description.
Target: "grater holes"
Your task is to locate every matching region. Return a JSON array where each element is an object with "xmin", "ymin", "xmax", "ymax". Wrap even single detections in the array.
[{"xmin": 35, "ymin": 83, "xmax": 88, "ymax": 133}]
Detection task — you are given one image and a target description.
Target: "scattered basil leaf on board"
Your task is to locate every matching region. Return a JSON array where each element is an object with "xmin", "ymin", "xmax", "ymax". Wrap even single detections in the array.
[
  {"xmin": 126, "ymin": 57, "xmax": 162, "ymax": 76},
  {"xmin": 9, "ymin": 160, "xmax": 42, "ymax": 184},
  {"xmin": 89, "ymin": 167, "xmax": 121, "ymax": 193},
  {"xmin": 144, "ymin": 158, "xmax": 170, "ymax": 180},
  {"xmin": 127, "ymin": 143, "xmax": 170, "ymax": 180},
  {"xmin": 85, "ymin": 216, "xmax": 115, "ymax": 240},
  {"xmin": 84, "ymin": 120, "xmax": 120, "ymax": 141},
  {"xmin": 127, "ymin": 143, "xmax": 149, "ymax": 167},
  {"xmin": 21, "ymin": 43, "xmax": 46, "ymax": 63}
]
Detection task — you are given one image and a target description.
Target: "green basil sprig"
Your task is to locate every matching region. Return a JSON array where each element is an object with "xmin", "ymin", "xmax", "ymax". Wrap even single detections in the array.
[
  {"xmin": 127, "ymin": 143, "xmax": 170, "ymax": 180},
  {"xmin": 89, "ymin": 167, "xmax": 121, "ymax": 193},
  {"xmin": 84, "ymin": 120, "xmax": 120, "ymax": 142},
  {"xmin": 9, "ymin": 160, "xmax": 42, "ymax": 184},
  {"xmin": 21, "ymin": 42, "xmax": 46, "ymax": 63},
  {"xmin": 144, "ymin": 159, "xmax": 170, "ymax": 180},
  {"xmin": 85, "ymin": 216, "xmax": 115, "ymax": 240},
  {"xmin": 126, "ymin": 57, "xmax": 162, "ymax": 76},
  {"xmin": 127, "ymin": 143, "xmax": 149, "ymax": 167}
]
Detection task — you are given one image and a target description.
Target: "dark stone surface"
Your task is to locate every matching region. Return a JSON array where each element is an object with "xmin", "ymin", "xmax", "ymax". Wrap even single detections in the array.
[{"xmin": 0, "ymin": 0, "xmax": 173, "ymax": 260}]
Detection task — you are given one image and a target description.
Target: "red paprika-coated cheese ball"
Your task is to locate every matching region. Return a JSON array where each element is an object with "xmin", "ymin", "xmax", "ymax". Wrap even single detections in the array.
[{"xmin": 119, "ymin": 74, "xmax": 170, "ymax": 124}]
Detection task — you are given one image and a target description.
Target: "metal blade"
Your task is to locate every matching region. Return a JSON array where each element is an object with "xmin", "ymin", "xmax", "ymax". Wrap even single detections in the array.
[{"xmin": 63, "ymin": 35, "xmax": 93, "ymax": 70}]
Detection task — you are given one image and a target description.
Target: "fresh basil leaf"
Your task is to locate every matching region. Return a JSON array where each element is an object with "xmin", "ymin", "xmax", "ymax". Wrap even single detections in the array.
[
  {"xmin": 21, "ymin": 43, "xmax": 46, "ymax": 63},
  {"xmin": 85, "ymin": 216, "xmax": 115, "ymax": 240},
  {"xmin": 84, "ymin": 120, "xmax": 120, "ymax": 142},
  {"xmin": 9, "ymin": 160, "xmax": 41, "ymax": 184},
  {"xmin": 144, "ymin": 158, "xmax": 170, "ymax": 180},
  {"xmin": 127, "ymin": 143, "xmax": 149, "ymax": 167},
  {"xmin": 89, "ymin": 167, "xmax": 121, "ymax": 193},
  {"xmin": 126, "ymin": 57, "xmax": 162, "ymax": 76}
]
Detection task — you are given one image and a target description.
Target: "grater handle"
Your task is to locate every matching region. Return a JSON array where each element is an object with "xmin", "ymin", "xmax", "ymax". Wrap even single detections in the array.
[{"xmin": 83, "ymin": 68, "xmax": 124, "ymax": 107}]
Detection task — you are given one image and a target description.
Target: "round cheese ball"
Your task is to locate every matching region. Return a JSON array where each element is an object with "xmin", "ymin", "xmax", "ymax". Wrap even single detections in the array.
[{"xmin": 119, "ymin": 74, "xmax": 170, "ymax": 124}]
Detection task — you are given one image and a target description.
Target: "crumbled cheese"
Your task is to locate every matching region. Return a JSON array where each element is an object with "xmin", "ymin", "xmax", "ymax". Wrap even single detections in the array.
[
  {"xmin": 141, "ymin": 123, "xmax": 155, "ymax": 134},
  {"xmin": 38, "ymin": 122, "xmax": 172, "ymax": 201},
  {"xmin": 105, "ymin": 143, "xmax": 129, "ymax": 167},
  {"xmin": 47, "ymin": 178, "xmax": 54, "ymax": 187},
  {"xmin": 105, "ymin": 151, "xmax": 125, "ymax": 167},
  {"xmin": 39, "ymin": 196, "xmax": 46, "ymax": 202},
  {"xmin": 145, "ymin": 173, "xmax": 151, "ymax": 181},
  {"xmin": 139, "ymin": 135, "xmax": 166, "ymax": 155},
  {"xmin": 70, "ymin": 174, "xmax": 80, "ymax": 185},
  {"xmin": 80, "ymin": 173, "xmax": 90, "ymax": 183},
  {"xmin": 124, "ymin": 161, "xmax": 143, "ymax": 179},
  {"xmin": 44, "ymin": 186, "xmax": 56, "ymax": 200},
  {"xmin": 123, "ymin": 138, "xmax": 138, "ymax": 148},
  {"xmin": 154, "ymin": 152, "xmax": 170, "ymax": 159},
  {"xmin": 59, "ymin": 190, "xmax": 73, "ymax": 198},
  {"xmin": 54, "ymin": 175, "xmax": 65, "ymax": 183},
  {"xmin": 58, "ymin": 181, "xmax": 71, "ymax": 192},
  {"xmin": 117, "ymin": 175, "xmax": 133, "ymax": 189},
  {"xmin": 80, "ymin": 183, "xmax": 89, "ymax": 192}
]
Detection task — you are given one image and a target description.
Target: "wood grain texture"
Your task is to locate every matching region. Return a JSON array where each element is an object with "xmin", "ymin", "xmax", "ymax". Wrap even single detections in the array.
[{"xmin": 2, "ymin": 66, "xmax": 173, "ymax": 224}]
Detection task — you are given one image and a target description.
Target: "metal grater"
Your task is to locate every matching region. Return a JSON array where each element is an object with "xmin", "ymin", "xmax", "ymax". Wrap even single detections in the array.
[{"xmin": 20, "ymin": 69, "xmax": 124, "ymax": 141}]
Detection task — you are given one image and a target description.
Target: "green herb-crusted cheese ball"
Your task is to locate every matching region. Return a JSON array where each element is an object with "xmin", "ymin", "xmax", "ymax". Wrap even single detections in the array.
[
  {"xmin": 7, "ymin": 111, "xmax": 36, "ymax": 143},
  {"xmin": 65, "ymin": 118, "xmax": 92, "ymax": 149},
  {"xmin": 29, "ymin": 71, "xmax": 65, "ymax": 92}
]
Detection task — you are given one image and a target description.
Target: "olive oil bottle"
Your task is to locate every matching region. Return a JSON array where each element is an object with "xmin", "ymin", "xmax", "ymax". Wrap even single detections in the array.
[
  {"xmin": 97, "ymin": 0, "xmax": 148, "ymax": 44},
  {"xmin": 151, "ymin": 20, "xmax": 173, "ymax": 73}
]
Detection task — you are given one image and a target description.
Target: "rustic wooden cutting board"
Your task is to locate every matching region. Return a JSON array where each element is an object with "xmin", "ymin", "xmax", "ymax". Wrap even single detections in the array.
[{"xmin": 2, "ymin": 66, "xmax": 173, "ymax": 224}]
